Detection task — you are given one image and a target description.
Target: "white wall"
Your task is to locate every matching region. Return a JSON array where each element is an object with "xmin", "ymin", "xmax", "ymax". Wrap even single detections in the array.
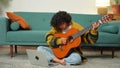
[
  {"xmin": 6, "ymin": 0, "xmax": 97, "ymax": 14},
  {"xmin": 1, "ymin": 0, "xmax": 117, "ymax": 16}
]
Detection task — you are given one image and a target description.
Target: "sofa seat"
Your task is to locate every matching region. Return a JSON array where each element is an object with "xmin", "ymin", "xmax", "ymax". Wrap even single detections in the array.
[
  {"xmin": 7, "ymin": 30, "xmax": 48, "ymax": 43},
  {"xmin": 97, "ymin": 32, "xmax": 120, "ymax": 44}
]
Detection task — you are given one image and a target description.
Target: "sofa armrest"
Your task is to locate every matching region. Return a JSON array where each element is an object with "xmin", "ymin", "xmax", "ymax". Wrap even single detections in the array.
[{"xmin": 0, "ymin": 17, "xmax": 9, "ymax": 44}]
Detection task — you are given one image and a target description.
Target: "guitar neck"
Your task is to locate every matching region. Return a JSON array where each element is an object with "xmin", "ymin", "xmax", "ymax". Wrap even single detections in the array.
[{"xmin": 72, "ymin": 21, "xmax": 101, "ymax": 40}]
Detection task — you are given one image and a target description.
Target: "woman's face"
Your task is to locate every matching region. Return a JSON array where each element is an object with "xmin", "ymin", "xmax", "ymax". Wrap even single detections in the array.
[{"xmin": 59, "ymin": 22, "xmax": 68, "ymax": 30}]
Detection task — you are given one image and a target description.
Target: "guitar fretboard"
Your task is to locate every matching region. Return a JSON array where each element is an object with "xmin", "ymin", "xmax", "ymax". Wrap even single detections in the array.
[{"xmin": 72, "ymin": 25, "xmax": 93, "ymax": 39}]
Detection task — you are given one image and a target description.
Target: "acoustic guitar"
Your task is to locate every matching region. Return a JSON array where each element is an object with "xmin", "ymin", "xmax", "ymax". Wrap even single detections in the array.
[{"xmin": 52, "ymin": 14, "xmax": 113, "ymax": 59}]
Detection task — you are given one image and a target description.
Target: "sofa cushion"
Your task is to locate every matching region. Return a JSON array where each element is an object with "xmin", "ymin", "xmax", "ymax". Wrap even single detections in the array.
[
  {"xmin": 10, "ymin": 22, "xmax": 20, "ymax": 31},
  {"xmin": 101, "ymin": 25, "xmax": 118, "ymax": 34},
  {"xmin": 6, "ymin": 31, "xmax": 48, "ymax": 43},
  {"xmin": 97, "ymin": 32, "xmax": 120, "ymax": 44},
  {"xmin": 6, "ymin": 12, "xmax": 31, "ymax": 30}
]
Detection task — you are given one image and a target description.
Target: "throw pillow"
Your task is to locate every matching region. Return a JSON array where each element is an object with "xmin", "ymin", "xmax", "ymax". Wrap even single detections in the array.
[
  {"xmin": 6, "ymin": 12, "xmax": 30, "ymax": 29},
  {"xmin": 101, "ymin": 25, "xmax": 118, "ymax": 34},
  {"xmin": 10, "ymin": 22, "xmax": 20, "ymax": 31}
]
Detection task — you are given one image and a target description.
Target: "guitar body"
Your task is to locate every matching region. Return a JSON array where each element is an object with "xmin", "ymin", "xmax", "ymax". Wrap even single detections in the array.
[{"xmin": 52, "ymin": 28, "xmax": 81, "ymax": 59}]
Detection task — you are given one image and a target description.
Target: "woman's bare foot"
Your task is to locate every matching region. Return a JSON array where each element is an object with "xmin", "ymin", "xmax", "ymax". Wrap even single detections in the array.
[
  {"xmin": 52, "ymin": 58, "xmax": 66, "ymax": 65},
  {"xmin": 59, "ymin": 59, "xmax": 66, "ymax": 65}
]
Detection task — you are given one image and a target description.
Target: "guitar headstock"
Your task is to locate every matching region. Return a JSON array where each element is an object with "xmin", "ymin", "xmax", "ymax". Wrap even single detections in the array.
[{"xmin": 98, "ymin": 14, "xmax": 113, "ymax": 24}]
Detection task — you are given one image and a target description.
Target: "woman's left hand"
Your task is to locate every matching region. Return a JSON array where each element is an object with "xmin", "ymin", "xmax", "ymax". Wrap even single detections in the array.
[{"xmin": 92, "ymin": 22, "xmax": 100, "ymax": 30}]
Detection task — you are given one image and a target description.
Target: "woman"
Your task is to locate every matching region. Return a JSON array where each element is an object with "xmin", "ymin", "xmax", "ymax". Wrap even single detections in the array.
[{"xmin": 37, "ymin": 11, "xmax": 99, "ymax": 65}]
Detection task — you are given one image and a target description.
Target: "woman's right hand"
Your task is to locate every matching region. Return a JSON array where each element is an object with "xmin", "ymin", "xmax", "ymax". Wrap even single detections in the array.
[{"xmin": 61, "ymin": 38, "xmax": 67, "ymax": 44}]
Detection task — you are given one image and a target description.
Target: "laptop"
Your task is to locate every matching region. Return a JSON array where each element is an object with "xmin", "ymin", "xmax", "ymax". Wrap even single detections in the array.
[{"xmin": 26, "ymin": 49, "xmax": 56, "ymax": 67}]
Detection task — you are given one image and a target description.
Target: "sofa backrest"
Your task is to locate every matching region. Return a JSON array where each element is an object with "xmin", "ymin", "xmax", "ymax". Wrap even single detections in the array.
[
  {"xmin": 71, "ymin": 14, "xmax": 103, "ymax": 27},
  {"xmin": 14, "ymin": 12, "xmax": 54, "ymax": 31},
  {"xmin": 14, "ymin": 12, "xmax": 103, "ymax": 31}
]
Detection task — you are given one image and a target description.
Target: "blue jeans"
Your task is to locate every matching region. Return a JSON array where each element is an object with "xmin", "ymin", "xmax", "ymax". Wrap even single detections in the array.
[{"xmin": 37, "ymin": 46, "xmax": 82, "ymax": 65}]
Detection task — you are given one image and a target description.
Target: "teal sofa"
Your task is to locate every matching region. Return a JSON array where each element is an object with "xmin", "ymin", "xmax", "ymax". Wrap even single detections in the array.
[{"xmin": 0, "ymin": 12, "xmax": 120, "ymax": 57}]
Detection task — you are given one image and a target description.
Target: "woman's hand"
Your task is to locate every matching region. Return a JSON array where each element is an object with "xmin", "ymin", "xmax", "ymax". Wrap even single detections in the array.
[
  {"xmin": 92, "ymin": 22, "xmax": 100, "ymax": 30},
  {"xmin": 61, "ymin": 38, "xmax": 67, "ymax": 44}
]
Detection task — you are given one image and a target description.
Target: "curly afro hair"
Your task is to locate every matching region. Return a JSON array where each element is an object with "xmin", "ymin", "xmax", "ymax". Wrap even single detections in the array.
[{"xmin": 50, "ymin": 11, "xmax": 72, "ymax": 30}]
